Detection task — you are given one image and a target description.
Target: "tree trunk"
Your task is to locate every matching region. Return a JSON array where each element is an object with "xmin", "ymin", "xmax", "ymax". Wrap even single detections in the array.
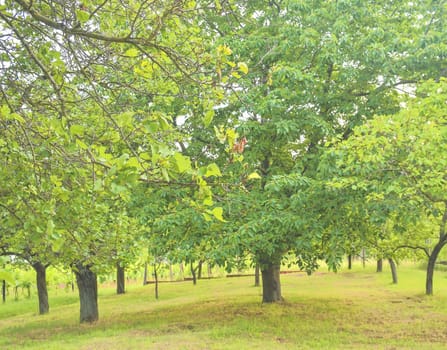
[
  {"xmin": 2, "ymin": 280, "xmax": 5, "ymax": 303},
  {"xmin": 426, "ymin": 240, "xmax": 446, "ymax": 295},
  {"xmin": 388, "ymin": 258, "xmax": 398, "ymax": 284},
  {"xmin": 254, "ymin": 263, "xmax": 260, "ymax": 287},
  {"xmin": 190, "ymin": 262, "xmax": 197, "ymax": 285},
  {"xmin": 261, "ymin": 263, "xmax": 282, "ymax": 302},
  {"xmin": 74, "ymin": 264, "xmax": 98, "ymax": 323},
  {"xmin": 116, "ymin": 263, "xmax": 125, "ymax": 294},
  {"xmin": 153, "ymin": 264, "xmax": 159, "ymax": 299},
  {"xmin": 348, "ymin": 254, "xmax": 352, "ymax": 270},
  {"xmin": 361, "ymin": 249, "xmax": 366, "ymax": 268},
  {"xmin": 32, "ymin": 262, "xmax": 49, "ymax": 315},
  {"xmin": 197, "ymin": 260, "xmax": 203, "ymax": 280},
  {"xmin": 143, "ymin": 262, "xmax": 148, "ymax": 285},
  {"xmin": 376, "ymin": 258, "xmax": 383, "ymax": 273}
]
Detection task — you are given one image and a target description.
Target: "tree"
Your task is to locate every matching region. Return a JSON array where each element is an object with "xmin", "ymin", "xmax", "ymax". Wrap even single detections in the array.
[
  {"xmin": 0, "ymin": 116, "xmax": 56, "ymax": 314},
  {"xmin": 331, "ymin": 79, "xmax": 447, "ymax": 295},
  {"xmin": 0, "ymin": 0, "xmax": 227, "ymax": 322},
  {"xmin": 200, "ymin": 0, "xmax": 447, "ymax": 302}
]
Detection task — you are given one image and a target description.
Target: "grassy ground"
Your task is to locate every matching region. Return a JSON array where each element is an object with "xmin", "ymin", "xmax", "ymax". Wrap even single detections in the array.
[{"xmin": 2, "ymin": 263, "xmax": 447, "ymax": 349}]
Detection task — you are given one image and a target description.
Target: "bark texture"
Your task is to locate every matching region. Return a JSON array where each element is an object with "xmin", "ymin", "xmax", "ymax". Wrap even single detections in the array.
[
  {"xmin": 426, "ymin": 207, "xmax": 447, "ymax": 295},
  {"xmin": 197, "ymin": 260, "xmax": 203, "ymax": 280},
  {"xmin": 32, "ymin": 262, "xmax": 49, "ymax": 314},
  {"xmin": 254, "ymin": 263, "xmax": 260, "ymax": 287},
  {"xmin": 426, "ymin": 241, "xmax": 446, "ymax": 295},
  {"xmin": 388, "ymin": 258, "xmax": 398, "ymax": 284},
  {"xmin": 261, "ymin": 263, "xmax": 282, "ymax": 302},
  {"xmin": 116, "ymin": 263, "xmax": 125, "ymax": 294},
  {"xmin": 153, "ymin": 264, "xmax": 159, "ymax": 299},
  {"xmin": 376, "ymin": 259, "xmax": 383, "ymax": 273},
  {"xmin": 74, "ymin": 264, "xmax": 98, "ymax": 323},
  {"xmin": 143, "ymin": 262, "xmax": 148, "ymax": 285},
  {"xmin": 190, "ymin": 262, "xmax": 197, "ymax": 285},
  {"xmin": 2, "ymin": 280, "xmax": 5, "ymax": 303}
]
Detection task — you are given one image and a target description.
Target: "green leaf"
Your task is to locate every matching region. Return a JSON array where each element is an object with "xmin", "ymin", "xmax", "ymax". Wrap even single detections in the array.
[
  {"xmin": 76, "ymin": 139, "xmax": 88, "ymax": 150},
  {"xmin": 111, "ymin": 183, "xmax": 127, "ymax": 194},
  {"xmin": 247, "ymin": 172, "xmax": 262, "ymax": 180},
  {"xmin": 202, "ymin": 212, "xmax": 212, "ymax": 222},
  {"xmin": 0, "ymin": 271, "xmax": 14, "ymax": 284},
  {"xmin": 218, "ymin": 44, "xmax": 232, "ymax": 56},
  {"xmin": 238, "ymin": 62, "xmax": 249, "ymax": 74},
  {"xmin": 125, "ymin": 47, "xmax": 140, "ymax": 57},
  {"xmin": 173, "ymin": 153, "xmax": 192, "ymax": 173},
  {"xmin": 76, "ymin": 9, "xmax": 90, "ymax": 23},
  {"xmin": 70, "ymin": 124, "xmax": 84, "ymax": 136},
  {"xmin": 50, "ymin": 175, "xmax": 62, "ymax": 186},
  {"xmin": 204, "ymin": 109, "xmax": 214, "ymax": 127},
  {"xmin": 10, "ymin": 113, "xmax": 25, "ymax": 124},
  {"xmin": 93, "ymin": 180, "xmax": 104, "ymax": 192},
  {"xmin": 203, "ymin": 197, "xmax": 214, "ymax": 206},
  {"xmin": 161, "ymin": 168, "xmax": 170, "ymax": 182},
  {"xmin": 52, "ymin": 235, "xmax": 64, "ymax": 252},
  {"xmin": 211, "ymin": 207, "xmax": 226, "ymax": 222},
  {"xmin": 205, "ymin": 163, "xmax": 222, "ymax": 177}
]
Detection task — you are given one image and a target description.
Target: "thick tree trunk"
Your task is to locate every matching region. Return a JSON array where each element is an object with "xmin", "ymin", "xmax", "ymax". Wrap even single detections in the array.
[
  {"xmin": 376, "ymin": 259, "xmax": 383, "ymax": 273},
  {"xmin": 261, "ymin": 263, "xmax": 282, "ymax": 302},
  {"xmin": 254, "ymin": 263, "xmax": 260, "ymax": 287},
  {"xmin": 426, "ymin": 240, "xmax": 446, "ymax": 295},
  {"xmin": 74, "ymin": 265, "xmax": 98, "ymax": 323},
  {"xmin": 348, "ymin": 254, "xmax": 352, "ymax": 270},
  {"xmin": 32, "ymin": 262, "xmax": 49, "ymax": 315},
  {"xmin": 388, "ymin": 258, "xmax": 398, "ymax": 284},
  {"xmin": 116, "ymin": 263, "xmax": 125, "ymax": 294}
]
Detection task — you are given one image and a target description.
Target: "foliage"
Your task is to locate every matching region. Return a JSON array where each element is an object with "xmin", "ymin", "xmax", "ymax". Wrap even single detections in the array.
[
  {"xmin": 204, "ymin": 0, "xmax": 447, "ymax": 273},
  {"xmin": 326, "ymin": 79, "xmax": 447, "ymax": 293}
]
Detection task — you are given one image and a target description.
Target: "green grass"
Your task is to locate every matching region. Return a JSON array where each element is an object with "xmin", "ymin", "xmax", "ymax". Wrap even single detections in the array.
[{"xmin": 2, "ymin": 263, "xmax": 447, "ymax": 349}]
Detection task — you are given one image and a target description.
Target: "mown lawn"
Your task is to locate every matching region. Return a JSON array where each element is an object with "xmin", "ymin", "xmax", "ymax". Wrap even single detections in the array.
[{"xmin": 2, "ymin": 263, "xmax": 447, "ymax": 349}]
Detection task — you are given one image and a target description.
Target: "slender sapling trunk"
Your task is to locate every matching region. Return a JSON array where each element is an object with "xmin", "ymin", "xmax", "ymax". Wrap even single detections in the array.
[
  {"xmin": 116, "ymin": 263, "xmax": 125, "ymax": 294},
  {"xmin": 190, "ymin": 261, "xmax": 197, "ymax": 285},
  {"xmin": 153, "ymin": 264, "xmax": 159, "ymax": 299},
  {"xmin": 2, "ymin": 280, "xmax": 5, "ymax": 303}
]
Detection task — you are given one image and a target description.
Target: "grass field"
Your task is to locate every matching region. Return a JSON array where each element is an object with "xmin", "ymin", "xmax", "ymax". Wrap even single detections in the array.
[{"xmin": 2, "ymin": 263, "xmax": 447, "ymax": 349}]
